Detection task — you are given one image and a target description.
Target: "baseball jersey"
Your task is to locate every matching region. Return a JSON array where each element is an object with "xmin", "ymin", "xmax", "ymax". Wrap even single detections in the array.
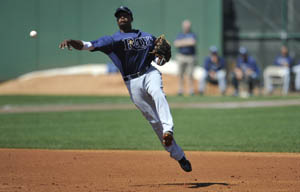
[
  {"xmin": 175, "ymin": 32, "xmax": 196, "ymax": 55},
  {"xmin": 274, "ymin": 55, "xmax": 293, "ymax": 67},
  {"xmin": 237, "ymin": 56, "xmax": 260, "ymax": 76},
  {"xmin": 204, "ymin": 56, "xmax": 225, "ymax": 72},
  {"xmin": 90, "ymin": 29, "xmax": 156, "ymax": 76}
]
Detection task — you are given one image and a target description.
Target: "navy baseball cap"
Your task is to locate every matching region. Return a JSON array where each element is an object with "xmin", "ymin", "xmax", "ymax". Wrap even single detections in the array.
[
  {"xmin": 209, "ymin": 46, "xmax": 218, "ymax": 53},
  {"xmin": 239, "ymin": 47, "xmax": 248, "ymax": 55},
  {"xmin": 114, "ymin": 6, "xmax": 133, "ymax": 19}
]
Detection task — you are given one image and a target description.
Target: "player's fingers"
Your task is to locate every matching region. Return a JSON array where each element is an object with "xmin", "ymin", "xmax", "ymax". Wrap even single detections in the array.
[
  {"xmin": 59, "ymin": 40, "xmax": 68, "ymax": 49},
  {"xmin": 59, "ymin": 43, "xmax": 65, "ymax": 49}
]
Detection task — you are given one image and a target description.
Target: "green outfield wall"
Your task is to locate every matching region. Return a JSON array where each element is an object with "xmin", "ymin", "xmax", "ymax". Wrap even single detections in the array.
[{"xmin": 0, "ymin": 0, "xmax": 222, "ymax": 80}]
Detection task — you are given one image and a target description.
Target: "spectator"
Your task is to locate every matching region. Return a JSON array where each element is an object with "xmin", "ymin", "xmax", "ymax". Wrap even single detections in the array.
[
  {"xmin": 232, "ymin": 47, "xmax": 260, "ymax": 96},
  {"xmin": 293, "ymin": 61, "xmax": 300, "ymax": 91},
  {"xmin": 264, "ymin": 45, "xmax": 292, "ymax": 95},
  {"xmin": 173, "ymin": 20, "xmax": 197, "ymax": 96},
  {"xmin": 198, "ymin": 46, "xmax": 226, "ymax": 95}
]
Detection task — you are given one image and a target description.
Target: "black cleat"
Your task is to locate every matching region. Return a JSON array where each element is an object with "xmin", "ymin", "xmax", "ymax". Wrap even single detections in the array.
[{"xmin": 178, "ymin": 156, "xmax": 192, "ymax": 172}]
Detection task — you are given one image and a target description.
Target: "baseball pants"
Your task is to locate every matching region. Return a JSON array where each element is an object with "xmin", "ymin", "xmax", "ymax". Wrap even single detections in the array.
[{"xmin": 125, "ymin": 65, "xmax": 185, "ymax": 161}]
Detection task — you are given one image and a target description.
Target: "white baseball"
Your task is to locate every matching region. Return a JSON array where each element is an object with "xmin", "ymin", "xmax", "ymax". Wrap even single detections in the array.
[{"xmin": 30, "ymin": 30, "xmax": 37, "ymax": 38}]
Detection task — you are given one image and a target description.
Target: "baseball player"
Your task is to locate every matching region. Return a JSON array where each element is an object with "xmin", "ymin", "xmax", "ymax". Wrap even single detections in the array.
[
  {"xmin": 58, "ymin": 6, "xmax": 192, "ymax": 172},
  {"xmin": 232, "ymin": 47, "xmax": 260, "ymax": 96},
  {"xmin": 198, "ymin": 46, "xmax": 226, "ymax": 95},
  {"xmin": 265, "ymin": 45, "xmax": 293, "ymax": 95}
]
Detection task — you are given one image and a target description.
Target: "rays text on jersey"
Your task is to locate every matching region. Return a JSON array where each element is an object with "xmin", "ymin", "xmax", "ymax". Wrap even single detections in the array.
[{"xmin": 123, "ymin": 36, "xmax": 153, "ymax": 51}]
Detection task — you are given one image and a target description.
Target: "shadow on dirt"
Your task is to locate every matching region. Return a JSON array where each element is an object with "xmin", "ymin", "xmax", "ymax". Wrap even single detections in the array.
[
  {"xmin": 132, "ymin": 182, "xmax": 229, "ymax": 189},
  {"xmin": 162, "ymin": 182, "xmax": 229, "ymax": 189}
]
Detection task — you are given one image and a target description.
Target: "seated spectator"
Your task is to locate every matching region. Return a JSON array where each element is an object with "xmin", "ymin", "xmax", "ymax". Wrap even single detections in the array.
[
  {"xmin": 198, "ymin": 46, "xmax": 226, "ymax": 95},
  {"xmin": 264, "ymin": 45, "xmax": 292, "ymax": 95},
  {"xmin": 293, "ymin": 61, "xmax": 300, "ymax": 91},
  {"xmin": 232, "ymin": 47, "xmax": 260, "ymax": 96}
]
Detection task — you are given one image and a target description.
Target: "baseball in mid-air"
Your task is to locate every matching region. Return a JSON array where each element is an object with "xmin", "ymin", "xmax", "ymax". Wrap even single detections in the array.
[{"xmin": 30, "ymin": 30, "xmax": 37, "ymax": 38}]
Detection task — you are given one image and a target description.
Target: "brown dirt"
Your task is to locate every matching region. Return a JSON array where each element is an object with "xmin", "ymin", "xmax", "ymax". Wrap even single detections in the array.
[
  {"xmin": 1, "ymin": 149, "xmax": 300, "ymax": 192},
  {"xmin": 0, "ymin": 74, "xmax": 228, "ymax": 96}
]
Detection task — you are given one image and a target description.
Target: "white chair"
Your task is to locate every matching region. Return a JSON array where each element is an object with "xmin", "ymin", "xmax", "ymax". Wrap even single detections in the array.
[{"xmin": 263, "ymin": 66, "xmax": 290, "ymax": 94}]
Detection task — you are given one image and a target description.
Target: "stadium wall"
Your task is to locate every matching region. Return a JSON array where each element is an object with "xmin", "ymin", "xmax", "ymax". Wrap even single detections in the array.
[{"xmin": 0, "ymin": 0, "xmax": 222, "ymax": 80}]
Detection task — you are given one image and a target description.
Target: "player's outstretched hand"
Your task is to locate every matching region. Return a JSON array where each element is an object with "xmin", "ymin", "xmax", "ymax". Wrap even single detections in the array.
[
  {"xmin": 59, "ymin": 39, "xmax": 84, "ymax": 50},
  {"xmin": 59, "ymin": 39, "xmax": 72, "ymax": 50}
]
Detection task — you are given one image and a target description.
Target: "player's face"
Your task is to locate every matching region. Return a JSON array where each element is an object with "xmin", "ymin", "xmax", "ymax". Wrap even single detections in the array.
[
  {"xmin": 281, "ymin": 46, "xmax": 288, "ymax": 56},
  {"xmin": 116, "ymin": 12, "xmax": 132, "ymax": 28},
  {"xmin": 182, "ymin": 20, "xmax": 191, "ymax": 33},
  {"xmin": 211, "ymin": 54, "xmax": 218, "ymax": 63},
  {"xmin": 241, "ymin": 54, "xmax": 248, "ymax": 61}
]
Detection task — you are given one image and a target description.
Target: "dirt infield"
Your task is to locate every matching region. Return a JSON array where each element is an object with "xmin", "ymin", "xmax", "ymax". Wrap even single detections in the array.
[
  {"xmin": 0, "ymin": 73, "xmax": 228, "ymax": 96},
  {"xmin": 1, "ymin": 149, "xmax": 300, "ymax": 192}
]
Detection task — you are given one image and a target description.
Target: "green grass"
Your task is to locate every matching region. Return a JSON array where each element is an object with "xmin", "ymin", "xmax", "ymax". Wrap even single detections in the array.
[
  {"xmin": 0, "ymin": 94, "xmax": 300, "ymax": 107},
  {"xmin": 0, "ymin": 95, "xmax": 132, "ymax": 106},
  {"xmin": 0, "ymin": 105, "xmax": 299, "ymax": 152}
]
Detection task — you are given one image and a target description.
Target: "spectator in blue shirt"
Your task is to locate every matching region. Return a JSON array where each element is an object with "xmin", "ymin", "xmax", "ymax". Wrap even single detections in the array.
[
  {"xmin": 198, "ymin": 46, "xmax": 226, "ymax": 95},
  {"xmin": 232, "ymin": 47, "xmax": 260, "ymax": 96},
  {"xmin": 173, "ymin": 20, "xmax": 197, "ymax": 96}
]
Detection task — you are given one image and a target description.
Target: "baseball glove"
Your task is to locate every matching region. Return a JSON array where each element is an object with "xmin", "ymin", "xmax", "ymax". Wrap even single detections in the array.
[{"xmin": 150, "ymin": 34, "xmax": 171, "ymax": 66}]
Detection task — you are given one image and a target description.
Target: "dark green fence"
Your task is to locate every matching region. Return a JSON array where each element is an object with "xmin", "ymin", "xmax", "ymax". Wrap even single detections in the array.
[
  {"xmin": 223, "ymin": 0, "xmax": 300, "ymax": 73},
  {"xmin": 0, "ymin": 0, "xmax": 222, "ymax": 80}
]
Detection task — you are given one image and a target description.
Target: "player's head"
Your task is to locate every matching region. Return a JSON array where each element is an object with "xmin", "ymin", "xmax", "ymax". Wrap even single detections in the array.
[
  {"xmin": 209, "ymin": 46, "xmax": 218, "ymax": 55},
  {"xmin": 115, "ymin": 6, "xmax": 133, "ymax": 31},
  {"xmin": 239, "ymin": 47, "xmax": 248, "ymax": 60},
  {"xmin": 182, "ymin": 20, "xmax": 191, "ymax": 33},
  {"xmin": 239, "ymin": 47, "xmax": 248, "ymax": 55},
  {"xmin": 209, "ymin": 46, "xmax": 219, "ymax": 63}
]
